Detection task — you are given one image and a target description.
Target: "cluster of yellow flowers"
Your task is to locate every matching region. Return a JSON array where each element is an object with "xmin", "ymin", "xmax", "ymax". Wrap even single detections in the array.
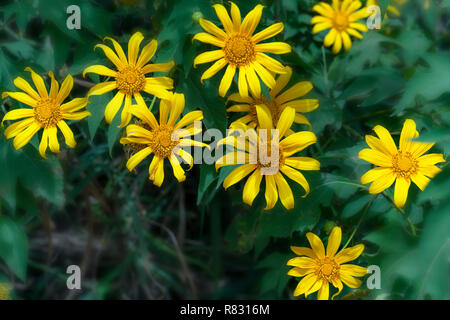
[{"xmin": 0, "ymin": 1, "xmax": 445, "ymax": 300}]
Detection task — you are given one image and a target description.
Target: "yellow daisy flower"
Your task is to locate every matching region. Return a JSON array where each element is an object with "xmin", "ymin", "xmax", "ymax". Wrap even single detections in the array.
[
  {"xmin": 287, "ymin": 226, "xmax": 366, "ymax": 300},
  {"xmin": 1, "ymin": 68, "xmax": 90, "ymax": 158},
  {"xmin": 359, "ymin": 119, "xmax": 446, "ymax": 208},
  {"xmin": 311, "ymin": 0, "xmax": 370, "ymax": 54},
  {"xmin": 120, "ymin": 93, "xmax": 207, "ymax": 186},
  {"xmin": 366, "ymin": 0, "xmax": 400, "ymax": 17},
  {"xmin": 83, "ymin": 32, "xmax": 175, "ymax": 127},
  {"xmin": 227, "ymin": 66, "xmax": 318, "ymax": 132},
  {"xmin": 193, "ymin": 2, "xmax": 291, "ymax": 98},
  {"xmin": 216, "ymin": 105, "xmax": 319, "ymax": 210}
]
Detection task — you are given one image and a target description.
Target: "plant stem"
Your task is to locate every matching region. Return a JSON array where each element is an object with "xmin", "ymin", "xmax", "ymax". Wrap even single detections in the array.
[
  {"xmin": 382, "ymin": 192, "xmax": 417, "ymax": 236},
  {"xmin": 342, "ymin": 195, "xmax": 377, "ymax": 250}
]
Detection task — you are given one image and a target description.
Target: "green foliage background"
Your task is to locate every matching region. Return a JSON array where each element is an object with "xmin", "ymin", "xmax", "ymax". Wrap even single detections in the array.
[{"xmin": 0, "ymin": 0, "xmax": 449, "ymax": 299}]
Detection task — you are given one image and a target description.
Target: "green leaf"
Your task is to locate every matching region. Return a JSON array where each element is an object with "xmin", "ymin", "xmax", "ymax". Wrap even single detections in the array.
[
  {"xmin": 341, "ymin": 194, "xmax": 372, "ymax": 219},
  {"xmin": 0, "ymin": 216, "xmax": 28, "ymax": 281},
  {"xmin": 86, "ymin": 93, "xmax": 113, "ymax": 141}
]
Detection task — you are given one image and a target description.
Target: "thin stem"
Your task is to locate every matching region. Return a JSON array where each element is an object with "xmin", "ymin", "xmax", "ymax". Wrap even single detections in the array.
[
  {"xmin": 342, "ymin": 195, "xmax": 377, "ymax": 250},
  {"xmin": 382, "ymin": 192, "xmax": 417, "ymax": 236}
]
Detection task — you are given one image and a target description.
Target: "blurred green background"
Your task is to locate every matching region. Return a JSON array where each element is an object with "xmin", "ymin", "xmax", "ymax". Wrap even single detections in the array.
[{"xmin": 0, "ymin": 0, "xmax": 449, "ymax": 300}]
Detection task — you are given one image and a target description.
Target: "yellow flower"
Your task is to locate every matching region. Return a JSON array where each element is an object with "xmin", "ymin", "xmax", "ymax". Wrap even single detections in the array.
[
  {"xmin": 311, "ymin": 0, "xmax": 370, "ymax": 54},
  {"xmin": 359, "ymin": 119, "xmax": 446, "ymax": 208},
  {"xmin": 120, "ymin": 93, "xmax": 207, "ymax": 186},
  {"xmin": 227, "ymin": 66, "xmax": 318, "ymax": 132},
  {"xmin": 83, "ymin": 32, "xmax": 175, "ymax": 127},
  {"xmin": 366, "ymin": 0, "xmax": 400, "ymax": 17},
  {"xmin": 216, "ymin": 105, "xmax": 319, "ymax": 210},
  {"xmin": 1, "ymin": 68, "xmax": 90, "ymax": 158},
  {"xmin": 0, "ymin": 283, "xmax": 11, "ymax": 300},
  {"xmin": 193, "ymin": 2, "xmax": 291, "ymax": 98},
  {"xmin": 287, "ymin": 226, "xmax": 366, "ymax": 300}
]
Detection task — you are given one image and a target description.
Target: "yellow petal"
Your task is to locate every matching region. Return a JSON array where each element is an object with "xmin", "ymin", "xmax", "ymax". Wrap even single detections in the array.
[
  {"xmin": 193, "ymin": 50, "xmax": 224, "ymax": 67},
  {"xmin": 280, "ymin": 131, "xmax": 317, "ymax": 157},
  {"xmin": 241, "ymin": 4, "xmax": 264, "ymax": 36},
  {"xmin": 213, "ymin": 4, "xmax": 233, "ymax": 34},
  {"xmin": 169, "ymin": 153, "xmax": 186, "ymax": 182},
  {"xmin": 198, "ymin": 18, "xmax": 227, "ymax": 40},
  {"xmin": 229, "ymin": 2, "xmax": 241, "ymax": 32},
  {"xmin": 340, "ymin": 273, "xmax": 363, "ymax": 288},
  {"xmin": 13, "ymin": 121, "xmax": 40, "ymax": 150},
  {"xmin": 358, "ymin": 148, "xmax": 392, "ymax": 167},
  {"xmin": 104, "ymin": 36, "xmax": 128, "ymax": 65},
  {"xmin": 340, "ymin": 264, "xmax": 367, "ymax": 277},
  {"xmin": 284, "ymin": 157, "xmax": 320, "ymax": 171},
  {"xmin": 274, "ymin": 173, "xmax": 294, "ymax": 210},
  {"xmin": 127, "ymin": 32, "xmax": 144, "ymax": 67},
  {"xmin": 104, "ymin": 91, "xmax": 125, "ymax": 124},
  {"xmin": 252, "ymin": 61, "xmax": 276, "ymax": 89},
  {"xmin": 393, "ymin": 177, "xmax": 410, "ymax": 208},
  {"xmin": 218, "ymin": 64, "xmax": 236, "ymax": 98},
  {"xmin": 361, "ymin": 167, "xmax": 393, "ymax": 184},
  {"xmin": 287, "ymin": 256, "xmax": 316, "ymax": 268},
  {"xmin": 255, "ymin": 42, "xmax": 291, "ymax": 54},
  {"xmin": 276, "ymin": 81, "xmax": 313, "ymax": 104},
  {"xmin": 332, "ymin": 32, "xmax": 342, "ymax": 54},
  {"xmin": 341, "ymin": 32, "xmax": 352, "ymax": 51},
  {"xmin": 326, "ymin": 226, "xmax": 342, "ymax": 257},
  {"xmin": 87, "ymin": 81, "xmax": 117, "ymax": 97},
  {"xmin": 2, "ymin": 92, "xmax": 37, "ymax": 107},
  {"xmin": 245, "ymin": 66, "xmax": 261, "ymax": 98},
  {"xmin": 1, "ymin": 108, "xmax": 33, "ymax": 125},
  {"xmin": 290, "ymin": 246, "xmax": 317, "ymax": 258},
  {"xmin": 312, "ymin": 21, "xmax": 332, "ymax": 34},
  {"xmin": 238, "ymin": 66, "xmax": 249, "ymax": 98},
  {"xmin": 242, "ymin": 169, "xmax": 263, "ymax": 206},
  {"xmin": 276, "ymin": 107, "xmax": 295, "ymax": 137},
  {"xmin": 167, "ymin": 93, "xmax": 185, "ymax": 126},
  {"xmin": 136, "ymin": 39, "xmax": 157, "ymax": 68},
  {"xmin": 252, "ymin": 22, "xmax": 284, "ymax": 43},
  {"xmin": 368, "ymin": 172, "xmax": 396, "ymax": 194},
  {"xmin": 47, "ymin": 125, "xmax": 60, "ymax": 153},
  {"xmin": 399, "ymin": 119, "xmax": 417, "ymax": 152},
  {"xmin": 174, "ymin": 110, "xmax": 203, "ymax": 130},
  {"xmin": 280, "ymin": 165, "xmax": 310, "ymax": 197},
  {"xmin": 223, "ymin": 164, "xmax": 257, "ymax": 189},
  {"xmin": 57, "ymin": 120, "xmax": 76, "ymax": 148},
  {"xmin": 306, "ymin": 232, "xmax": 325, "ymax": 258},
  {"xmin": 39, "ymin": 128, "xmax": 49, "ymax": 158},
  {"xmin": 94, "ymin": 44, "xmax": 125, "ymax": 69},
  {"xmin": 141, "ymin": 61, "xmax": 175, "ymax": 74},
  {"xmin": 317, "ymin": 281, "xmax": 329, "ymax": 300},
  {"xmin": 119, "ymin": 94, "xmax": 132, "ymax": 128},
  {"xmin": 192, "ymin": 32, "xmax": 224, "ymax": 47},
  {"xmin": 200, "ymin": 58, "xmax": 227, "ymax": 83},
  {"xmin": 4, "ymin": 118, "xmax": 34, "ymax": 138},
  {"xmin": 255, "ymin": 52, "xmax": 286, "ymax": 74},
  {"xmin": 24, "ymin": 67, "xmax": 48, "ymax": 98},
  {"xmin": 13, "ymin": 76, "xmax": 40, "ymax": 100},
  {"xmin": 264, "ymin": 175, "xmax": 278, "ymax": 210},
  {"xmin": 293, "ymin": 273, "xmax": 318, "ymax": 297},
  {"xmin": 335, "ymin": 244, "xmax": 364, "ymax": 264},
  {"xmin": 83, "ymin": 65, "xmax": 117, "ymax": 78}
]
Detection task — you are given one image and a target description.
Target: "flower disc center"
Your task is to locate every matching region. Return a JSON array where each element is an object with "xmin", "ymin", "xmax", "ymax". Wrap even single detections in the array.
[
  {"xmin": 333, "ymin": 13, "xmax": 349, "ymax": 31},
  {"xmin": 34, "ymin": 98, "xmax": 62, "ymax": 127},
  {"xmin": 150, "ymin": 125, "xmax": 179, "ymax": 158},
  {"xmin": 224, "ymin": 35, "xmax": 256, "ymax": 66},
  {"xmin": 393, "ymin": 151, "xmax": 417, "ymax": 177},
  {"xmin": 316, "ymin": 257, "xmax": 340, "ymax": 282},
  {"xmin": 116, "ymin": 67, "xmax": 145, "ymax": 95}
]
